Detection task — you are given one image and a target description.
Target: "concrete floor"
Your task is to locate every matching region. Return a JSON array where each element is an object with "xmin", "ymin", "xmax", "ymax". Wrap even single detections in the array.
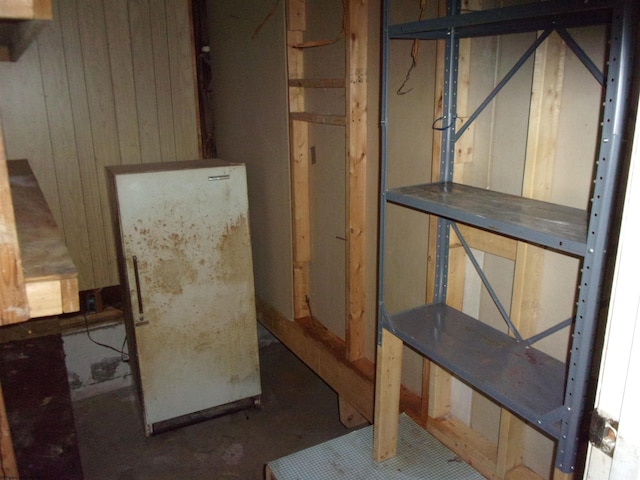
[{"xmin": 72, "ymin": 342, "xmax": 355, "ymax": 479}]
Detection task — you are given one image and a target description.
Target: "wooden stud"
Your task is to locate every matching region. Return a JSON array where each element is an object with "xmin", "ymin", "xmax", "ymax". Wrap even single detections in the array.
[
  {"xmin": 501, "ymin": 31, "xmax": 566, "ymax": 478},
  {"xmin": 290, "ymin": 116, "xmax": 311, "ymax": 319},
  {"xmin": 287, "ymin": 0, "xmax": 305, "ymax": 32},
  {"xmin": 496, "ymin": 410, "xmax": 525, "ymax": 478},
  {"xmin": 345, "ymin": 0, "xmax": 368, "ymax": 362},
  {"xmin": 286, "ymin": 5, "xmax": 312, "ymax": 319},
  {"xmin": 373, "ymin": 329, "xmax": 403, "ymax": 461}
]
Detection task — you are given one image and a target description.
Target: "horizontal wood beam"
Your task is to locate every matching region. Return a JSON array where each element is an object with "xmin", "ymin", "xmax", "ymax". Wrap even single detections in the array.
[
  {"xmin": 290, "ymin": 112, "xmax": 347, "ymax": 126},
  {"xmin": 256, "ymin": 296, "xmax": 424, "ymax": 424},
  {"xmin": 288, "ymin": 78, "xmax": 345, "ymax": 88},
  {"xmin": 0, "ymin": 0, "xmax": 52, "ymax": 19},
  {"xmin": 0, "ymin": 308, "xmax": 123, "ymax": 344}
]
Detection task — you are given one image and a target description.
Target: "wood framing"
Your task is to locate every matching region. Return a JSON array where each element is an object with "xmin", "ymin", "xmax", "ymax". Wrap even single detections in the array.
[
  {"xmin": 256, "ymin": 296, "xmax": 424, "ymax": 427},
  {"xmin": 510, "ymin": 31, "xmax": 568, "ymax": 480},
  {"xmin": 373, "ymin": 329, "xmax": 403, "ymax": 461},
  {"xmin": 284, "ymin": 0, "xmax": 368, "ymax": 365},
  {"xmin": 345, "ymin": 0, "xmax": 368, "ymax": 362},
  {"xmin": 0, "ymin": 135, "xmax": 29, "ymax": 324},
  {"xmin": 287, "ymin": 0, "xmax": 311, "ymax": 319}
]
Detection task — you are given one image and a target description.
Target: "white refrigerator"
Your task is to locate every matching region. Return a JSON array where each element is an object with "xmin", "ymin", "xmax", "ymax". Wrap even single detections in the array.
[{"xmin": 108, "ymin": 159, "xmax": 261, "ymax": 435}]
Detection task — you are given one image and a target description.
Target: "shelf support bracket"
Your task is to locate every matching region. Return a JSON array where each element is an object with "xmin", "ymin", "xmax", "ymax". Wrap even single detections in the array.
[
  {"xmin": 451, "ymin": 222, "xmax": 523, "ymax": 341},
  {"xmin": 454, "ymin": 28, "xmax": 552, "ymax": 142}
]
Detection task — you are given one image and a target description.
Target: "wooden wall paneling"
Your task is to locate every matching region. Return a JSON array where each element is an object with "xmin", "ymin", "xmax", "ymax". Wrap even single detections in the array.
[
  {"xmin": 36, "ymin": 0, "xmax": 93, "ymax": 289},
  {"xmin": 104, "ymin": 0, "xmax": 142, "ymax": 166},
  {"xmin": 1, "ymin": 0, "xmax": 199, "ymax": 292},
  {"xmin": 165, "ymin": 0, "xmax": 200, "ymax": 159},
  {"xmin": 0, "ymin": 45, "xmax": 61, "ymax": 226},
  {"xmin": 345, "ymin": 0, "xmax": 368, "ymax": 362},
  {"xmin": 149, "ymin": 0, "xmax": 177, "ymax": 162},
  {"xmin": 76, "ymin": 0, "xmax": 122, "ymax": 286},
  {"xmin": 57, "ymin": 0, "xmax": 103, "ymax": 289},
  {"xmin": 129, "ymin": 0, "xmax": 162, "ymax": 164}
]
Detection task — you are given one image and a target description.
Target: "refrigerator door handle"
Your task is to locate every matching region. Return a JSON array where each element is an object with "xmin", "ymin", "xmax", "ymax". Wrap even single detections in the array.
[{"xmin": 132, "ymin": 255, "xmax": 145, "ymax": 322}]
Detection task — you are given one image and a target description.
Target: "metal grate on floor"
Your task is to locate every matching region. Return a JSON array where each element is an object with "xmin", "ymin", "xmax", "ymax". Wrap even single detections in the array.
[{"xmin": 267, "ymin": 413, "xmax": 485, "ymax": 479}]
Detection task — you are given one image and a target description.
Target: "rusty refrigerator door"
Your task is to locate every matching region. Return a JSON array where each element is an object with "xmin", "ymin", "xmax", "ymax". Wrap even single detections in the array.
[{"xmin": 108, "ymin": 160, "xmax": 261, "ymax": 435}]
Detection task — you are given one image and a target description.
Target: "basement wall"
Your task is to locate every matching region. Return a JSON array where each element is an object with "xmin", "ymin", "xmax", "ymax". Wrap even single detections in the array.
[{"xmin": 208, "ymin": 0, "xmax": 294, "ymax": 320}]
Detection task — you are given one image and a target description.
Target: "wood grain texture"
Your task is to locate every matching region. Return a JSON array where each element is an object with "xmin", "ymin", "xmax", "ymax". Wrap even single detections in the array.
[
  {"xmin": 0, "ymin": 0, "xmax": 200, "ymax": 291},
  {"xmin": 0, "ymin": 133, "xmax": 29, "ymax": 324},
  {"xmin": 346, "ymin": 0, "xmax": 368, "ymax": 362},
  {"xmin": 8, "ymin": 160, "xmax": 78, "ymax": 317},
  {"xmin": 37, "ymin": 0, "xmax": 92, "ymax": 288},
  {"xmin": 58, "ymin": 0, "xmax": 106, "ymax": 289},
  {"xmin": 166, "ymin": 0, "xmax": 200, "ymax": 160},
  {"xmin": 149, "ymin": 0, "xmax": 177, "ymax": 162},
  {"xmin": 130, "ymin": 0, "xmax": 162, "ymax": 164},
  {"xmin": 373, "ymin": 329, "xmax": 403, "ymax": 461},
  {"xmin": 104, "ymin": 0, "xmax": 142, "ymax": 166},
  {"xmin": 287, "ymin": 21, "xmax": 311, "ymax": 319}
]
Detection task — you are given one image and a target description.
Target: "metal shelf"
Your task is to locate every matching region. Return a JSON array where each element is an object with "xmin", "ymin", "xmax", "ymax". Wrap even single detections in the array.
[
  {"xmin": 386, "ymin": 182, "xmax": 587, "ymax": 257},
  {"xmin": 376, "ymin": 0, "xmax": 637, "ymax": 474},
  {"xmin": 388, "ymin": 0, "xmax": 611, "ymax": 40},
  {"xmin": 385, "ymin": 303, "xmax": 565, "ymax": 438}
]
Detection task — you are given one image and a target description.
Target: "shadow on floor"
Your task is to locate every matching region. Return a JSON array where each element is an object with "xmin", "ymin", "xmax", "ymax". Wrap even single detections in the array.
[{"xmin": 73, "ymin": 342, "xmax": 355, "ymax": 479}]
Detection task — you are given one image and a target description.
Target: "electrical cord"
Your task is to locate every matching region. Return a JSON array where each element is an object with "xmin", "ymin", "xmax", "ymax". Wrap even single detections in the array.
[{"xmin": 83, "ymin": 313, "xmax": 129, "ymax": 362}]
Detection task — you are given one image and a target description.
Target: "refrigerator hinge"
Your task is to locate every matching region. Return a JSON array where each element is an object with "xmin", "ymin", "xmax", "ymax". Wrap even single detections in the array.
[{"xmin": 589, "ymin": 409, "xmax": 618, "ymax": 457}]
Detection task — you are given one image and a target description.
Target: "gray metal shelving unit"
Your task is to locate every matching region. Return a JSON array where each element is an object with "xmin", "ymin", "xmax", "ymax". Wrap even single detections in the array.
[{"xmin": 377, "ymin": 0, "xmax": 637, "ymax": 474}]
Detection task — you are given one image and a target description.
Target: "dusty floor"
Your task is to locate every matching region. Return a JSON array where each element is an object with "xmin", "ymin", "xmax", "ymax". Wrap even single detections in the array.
[{"xmin": 72, "ymin": 342, "xmax": 355, "ymax": 479}]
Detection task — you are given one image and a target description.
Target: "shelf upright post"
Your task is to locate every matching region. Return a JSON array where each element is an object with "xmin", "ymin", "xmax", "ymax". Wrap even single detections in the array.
[
  {"xmin": 556, "ymin": 0, "xmax": 638, "ymax": 473},
  {"xmin": 377, "ymin": 0, "xmax": 391, "ymax": 344},
  {"xmin": 433, "ymin": 0, "xmax": 460, "ymax": 304}
]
